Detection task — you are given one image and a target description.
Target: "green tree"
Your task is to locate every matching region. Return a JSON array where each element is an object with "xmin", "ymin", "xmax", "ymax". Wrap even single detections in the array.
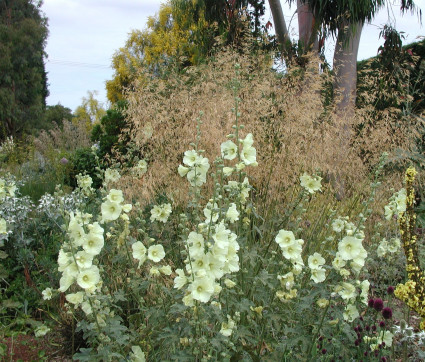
[
  {"xmin": 42, "ymin": 104, "xmax": 74, "ymax": 130},
  {"xmin": 106, "ymin": 0, "xmax": 267, "ymax": 103},
  {"xmin": 269, "ymin": 0, "xmax": 420, "ymax": 118},
  {"xmin": 106, "ymin": 2, "xmax": 211, "ymax": 102},
  {"xmin": 91, "ymin": 100, "xmax": 131, "ymax": 160},
  {"xmin": 73, "ymin": 90, "xmax": 106, "ymax": 132},
  {"xmin": 0, "ymin": 0, "xmax": 49, "ymax": 141}
]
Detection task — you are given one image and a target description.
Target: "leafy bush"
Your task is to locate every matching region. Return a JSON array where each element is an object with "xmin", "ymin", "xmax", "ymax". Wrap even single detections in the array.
[
  {"xmin": 69, "ymin": 147, "xmax": 102, "ymax": 189},
  {"xmin": 90, "ymin": 100, "xmax": 132, "ymax": 162}
]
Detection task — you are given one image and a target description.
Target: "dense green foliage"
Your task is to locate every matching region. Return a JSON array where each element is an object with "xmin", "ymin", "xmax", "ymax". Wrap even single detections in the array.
[
  {"xmin": 43, "ymin": 104, "xmax": 74, "ymax": 130},
  {"xmin": 90, "ymin": 100, "xmax": 130, "ymax": 161},
  {"xmin": 0, "ymin": 0, "xmax": 48, "ymax": 141}
]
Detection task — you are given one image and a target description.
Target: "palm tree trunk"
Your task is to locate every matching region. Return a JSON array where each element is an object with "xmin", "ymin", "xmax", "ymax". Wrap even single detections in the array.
[
  {"xmin": 333, "ymin": 21, "xmax": 363, "ymax": 123},
  {"xmin": 268, "ymin": 0, "xmax": 290, "ymax": 50},
  {"xmin": 297, "ymin": 0, "xmax": 318, "ymax": 53}
]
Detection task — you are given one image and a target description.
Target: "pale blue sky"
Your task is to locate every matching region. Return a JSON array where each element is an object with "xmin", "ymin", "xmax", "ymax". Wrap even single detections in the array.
[{"xmin": 42, "ymin": 0, "xmax": 424, "ymax": 111}]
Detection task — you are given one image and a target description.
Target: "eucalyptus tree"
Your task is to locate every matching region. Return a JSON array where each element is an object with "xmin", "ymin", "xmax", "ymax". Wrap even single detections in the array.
[{"xmin": 268, "ymin": 0, "xmax": 420, "ymax": 118}]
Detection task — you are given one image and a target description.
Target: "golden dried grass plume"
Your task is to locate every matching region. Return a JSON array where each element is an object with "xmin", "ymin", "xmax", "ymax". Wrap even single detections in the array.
[{"xmin": 122, "ymin": 46, "xmax": 422, "ymax": 206}]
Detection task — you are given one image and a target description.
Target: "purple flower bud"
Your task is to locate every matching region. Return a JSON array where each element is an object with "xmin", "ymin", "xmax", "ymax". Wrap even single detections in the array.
[
  {"xmin": 373, "ymin": 298, "xmax": 384, "ymax": 312},
  {"xmin": 60, "ymin": 157, "xmax": 69, "ymax": 165},
  {"xmin": 368, "ymin": 298, "xmax": 375, "ymax": 308},
  {"xmin": 387, "ymin": 286, "xmax": 394, "ymax": 295},
  {"xmin": 382, "ymin": 307, "xmax": 393, "ymax": 319}
]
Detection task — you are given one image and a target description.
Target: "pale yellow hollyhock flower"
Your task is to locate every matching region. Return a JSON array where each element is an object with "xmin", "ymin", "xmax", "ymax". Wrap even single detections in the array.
[
  {"xmin": 42, "ymin": 288, "xmax": 53, "ymax": 300},
  {"xmin": 35, "ymin": 325, "xmax": 50, "ymax": 338},
  {"xmin": 338, "ymin": 282, "xmax": 357, "ymax": 300},
  {"xmin": 188, "ymin": 232, "xmax": 205, "ymax": 259},
  {"xmin": 235, "ymin": 162, "xmax": 245, "ymax": 171},
  {"xmin": 281, "ymin": 242, "xmax": 302, "ymax": 261},
  {"xmin": 178, "ymin": 164, "xmax": 189, "ymax": 177},
  {"xmin": 203, "ymin": 201, "xmax": 219, "ymax": 223},
  {"xmin": 159, "ymin": 265, "xmax": 172, "ymax": 275},
  {"xmin": 58, "ymin": 249, "xmax": 73, "ymax": 272},
  {"xmin": 241, "ymin": 146, "xmax": 256, "ymax": 165},
  {"xmin": 66, "ymin": 291, "xmax": 84, "ymax": 305},
  {"xmin": 191, "ymin": 253, "xmax": 210, "ymax": 275},
  {"xmin": 332, "ymin": 252, "xmax": 346, "ymax": 270},
  {"xmin": 75, "ymin": 250, "xmax": 94, "ymax": 269},
  {"xmin": 83, "ymin": 231, "xmax": 104, "ymax": 256},
  {"xmin": 77, "ymin": 174, "xmax": 92, "ymax": 190},
  {"xmin": 278, "ymin": 272, "xmax": 294, "ymax": 290},
  {"xmin": 213, "ymin": 222, "xmax": 231, "ymax": 249},
  {"xmin": 213, "ymin": 283, "xmax": 222, "ymax": 296},
  {"xmin": 388, "ymin": 237, "xmax": 401, "ymax": 253},
  {"xmin": 338, "ymin": 236, "xmax": 363, "ymax": 261},
  {"xmin": 240, "ymin": 133, "xmax": 254, "ymax": 148},
  {"xmin": 222, "ymin": 167, "xmax": 233, "ymax": 177},
  {"xmin": 81, "ymin": 300, "xmax": 92, "ymax": 315},
  {"xmin": 384, "ymin": 203, "xmax": 396, "ymax": 220},
  {"xmin": 226, "ymin": 203, "xmax": 239, "ymax": 223},
  {"xmin": 186, "ymin": 169, "xmax": 206, "ymax": 186},
  {"xmin": 395, "ymin": 188, "xmax": 407, "ymax": 213},
  {"xmin": 132, "ymin": 241, "xmax": 147, "ymax": 267},
  {"xmin": 359, "ymin": 280, "xmax": 370, "ymax": 305},
  {"xmin": 377, "ymin": 238, "xmax": 388, "ymax": 257},
  {"xmin": 332, "ymin": 218, "xmax": 345, "ymax": 233},
  {"xmin": 343, "ymin": 304, "xmax": 359, "ymax": 322},
  {"xmin": 191, "ymin": 276, "xmax": 215, "ymax": 303},
  {"xmin": 308, "ymin": 252, "xmax": 326, "ymax": 270},
  {"xmin": 101, "ymin": 200, "xmax": 122, "ymax": 222},
  {"xmin": 147, "ymin": 244, "xmax": 165, "ymax": 263},
  {"xmin": 207, "ymin": 253, "xmax": 225, "ymax": 279},
  {"xmin": 317, "ymin": 298, "xmax": 329, "ymax": 308},
  {"xmin": 174, "ymin": 269, "xmax": 187, "ymax": 290},
  {"xmin": 150, "ymin": 203, "xmax": 172, "ymax": 223},
  {"xmin": 183, "ymin": 150, "xmax": 200, "ymax": 166},
  {"xmin": 59, "ymin": 263, "xmax": 79, "ymax": 292},
  {"xmin": 104, "ymin": 168, "xmax": 121, "ymax": 184},
  {"xmin": 224, "ymin": 279, "xmax": 236, "ymax": 288},
  {"xmin": 68, "ymin": 212, "xmax": 86, "ymax": 246},
  {"xmin": 221, "ymin": 140, "xmax": 238, "ymax": 160},
  {"xmin": 377, "ymin": 331, "xmax": 394, "ymax": 347},
  {"xmin": 122, "ymin": 204, "xmax": 132, "ymax": 213},
  {"xmin": 197, "ymin": 157, "xmax": 210, "ymax": 174},
  {"xmin": 135, "ymin": 159, "xmax": 148, "ymax": 175},
  {"xmin": 220, "ymin": 315, "xmax": 236, "ymax": 336},
  {"xmin": 300, "ymin": 173, "xmax": 322, "ymax": 194},
  {"xmin": 77, "ymin": 266, "xmax": 101, "ymax": 290},
  {"xmin": 182, "ymin": 291, "xmax": 195, "ymax": 307},
  {"xmin": 149, "ymin": 266, "xmax": 160, "ymax": 276},
  {"xmin": 311, "ymin": 267, "xmax": 326, "ymax": 283},
  {"xmin": 250, "ymin": 306, "xmax": 263, "ymax": 316},
  {"xmin": 275, "ymin": 229, "xmax": 296, "ymax": 248},
  {"xmin": 0, "ymin": 218, "xmax": 6, "ymax": 234},
  {"xmin": 107, "ymin": 189, "xmax": 124, "ymax": 204}
]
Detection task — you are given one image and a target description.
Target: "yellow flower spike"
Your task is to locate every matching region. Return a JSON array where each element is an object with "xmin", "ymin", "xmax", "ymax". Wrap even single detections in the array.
[{"xmin": 395, "ymin": 167, "xmax": 425, "ymax": 329}]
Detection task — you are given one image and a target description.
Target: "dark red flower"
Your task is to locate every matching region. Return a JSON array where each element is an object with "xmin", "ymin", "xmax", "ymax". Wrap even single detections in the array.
[
  {"xmin": 382, "ymin": 307, "xmax": 393, "ymax": 319},
  {"xmin": 373, "ymin": 298, "xmax": 384, "ymax": 312}
]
